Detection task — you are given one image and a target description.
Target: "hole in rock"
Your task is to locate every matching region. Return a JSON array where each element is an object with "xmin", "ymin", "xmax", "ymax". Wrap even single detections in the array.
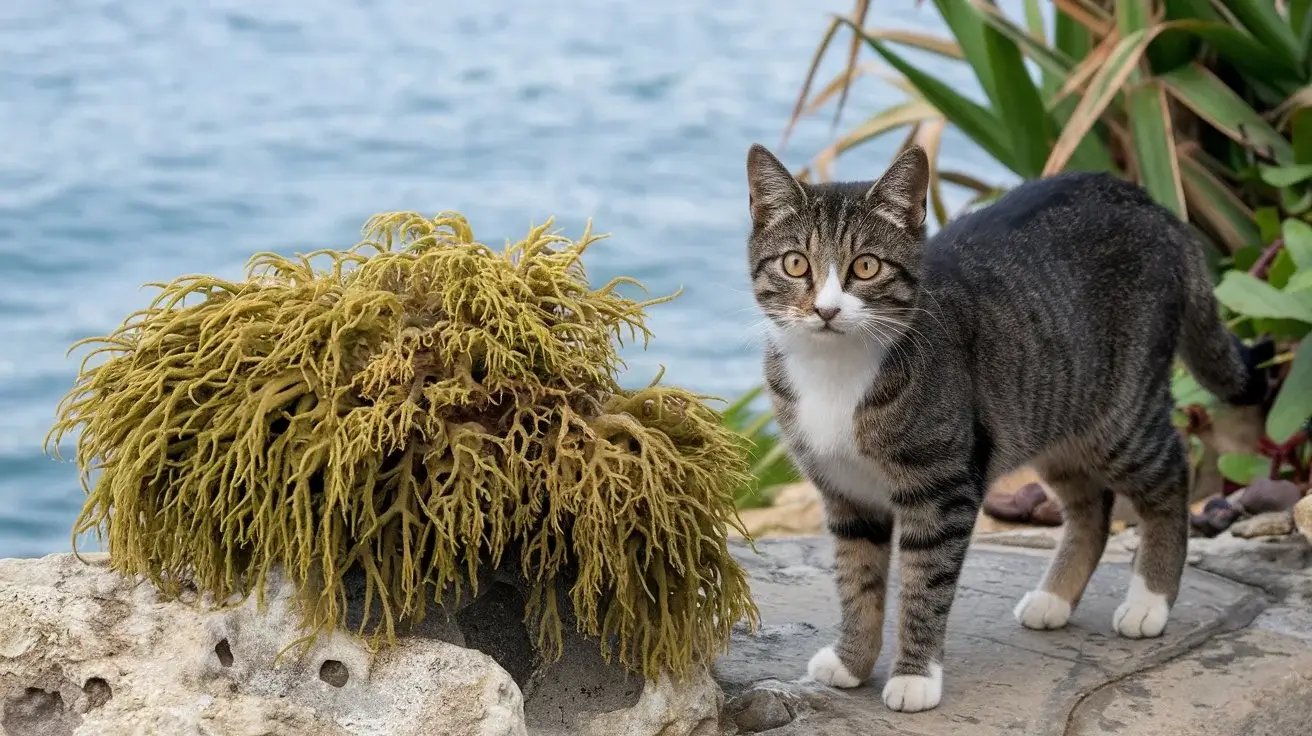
[
  {"xmin": 2, "ymin": 687, "xmax": 74, "ymax": 736},
  {"xmin": 456, "ymin": 581, "xmax": 535, "ymax": 687},
  {"xmin": 215, "ymin": 638, "xmax": 235, "ymax": 667},
  {"xmin": 82, "ymin": 678, "xmax": 112, "ymax": 710},
  {"xmin": 319, "ymin": 660, "xmax": 349, "ymax": 688}
]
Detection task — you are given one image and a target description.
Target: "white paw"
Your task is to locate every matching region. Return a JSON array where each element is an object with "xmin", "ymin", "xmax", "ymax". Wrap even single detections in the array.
[
  {"xmin": 1113, "ymin": 574, "xmax": 1170, "ymax": 639},
  {"xmin": 1013, "ymin": 590, "xmax": 1072, "ymax": 630},
  {"xmin": 881, "ymin": 663, "xmax": 943, "ymax": 713},
  {"xmin": 806, "ymin": 646, "xmax": 862, "ymax": 688}
]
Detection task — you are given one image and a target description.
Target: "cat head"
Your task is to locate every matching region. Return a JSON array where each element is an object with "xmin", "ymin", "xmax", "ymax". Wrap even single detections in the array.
[{"xmin": 744, "ymin": 143, "xmax": 929, "ymax": 345}]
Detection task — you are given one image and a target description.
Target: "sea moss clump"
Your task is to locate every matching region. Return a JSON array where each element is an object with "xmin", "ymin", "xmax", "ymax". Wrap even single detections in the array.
[{"xmin": 47, "ymin": 211, "xmax": 758, "ymax": 678}]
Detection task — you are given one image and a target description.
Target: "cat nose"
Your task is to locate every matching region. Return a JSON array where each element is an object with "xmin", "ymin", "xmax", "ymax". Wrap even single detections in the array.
[{"xmin": 814, "ymin": 305, "xmax": 841, "ymax": 322}]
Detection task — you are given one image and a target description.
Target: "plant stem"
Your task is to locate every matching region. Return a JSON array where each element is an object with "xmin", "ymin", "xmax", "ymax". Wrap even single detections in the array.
[{"xmin": 1249, "ymin": 238, "xmax": 1285, "ymax": 280}]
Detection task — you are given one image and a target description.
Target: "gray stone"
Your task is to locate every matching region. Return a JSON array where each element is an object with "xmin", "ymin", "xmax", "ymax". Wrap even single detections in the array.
[
  {"xmin": 1229, "ymin": 511, "xmax": 1296, "ymax": 539},
  {"xmin": 726, "ymin": 685, "xmax": 795, "ymax": 732},
  {"xmin": 715, "ymin": 536, "xmax": 1312, "ymax": 735}
]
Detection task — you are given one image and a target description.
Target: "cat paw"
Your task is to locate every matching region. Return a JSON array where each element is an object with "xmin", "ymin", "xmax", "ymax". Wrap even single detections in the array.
[
  {"xmin": 881, "ymin": 663, "xmax": 942, "ymax": 713},
  {"xmin": 1013, "ymin": 590, "xmax": 1072, "ymax": 630},
  {"xmin": 1112, "ymin": 575, "xmax": 1170, "ymax": 639},
  {"xmin": 806, "ymin": 646, "xmax": 862, "ymax": 688}
]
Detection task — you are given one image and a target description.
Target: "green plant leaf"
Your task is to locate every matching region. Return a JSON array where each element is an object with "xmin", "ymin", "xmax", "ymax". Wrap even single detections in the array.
[
  {"xmin": 1159, "ymin": 64, "xmax": 1296, "ymax": 165},
  {"xmin": 1267, "ymin": 339, "xmax": 1312, "ymax": 443},
  {"xmin": 1269, "ymin": 249, "xmax": 1297, "ymax": 289},
  {"xmin": 838, "ymin": 16, "xmax": 1015, "ymax": 169},
  {"xmin": 1126, "ymin": 81, "xmax": 1186, "ymax": 218},
  {"xmin": 1232, "ymin": 245, "xmax": 1264, "ymax": 272},
  {"xmin": 1285, "ymin": 219, "xmax": 1312, "ymax": 271},
  {"xmin": 1223, "ymin": 0, "xmax": 1304, "ymax": 71},
  {"xmin": 1283, "ymin": 187, "xmax": 1312, "ymax": 216},
  {"xmin": 926, "ymin": 1, "xmax": 1055, "ymax": 178},
  {"xmin": 1024, "ymin": 0, "xmax": 1045, "ymax": 43},
  {"xmin": 1294, "ymin": 0, "xmax": 1312, "ymax": 40},
  {"xmin": 721, "ymin": 386, "xmax": 764, "ymax": 430},
  {"xmin": 1294, "ymin": 106, "xmax": 1312, "ymax": 165},
  {"xmin": 1044, "ymin": 25, "xmax": 1160, "ymax": 175},
  {"xmin": 1162, "ymin": 0, "xmax": 1218, "ymax": 22},
  {"xmin": 970, "ymin": 0, "xmax": 1117, "ymax": 173},
  {"xmin": 1258, "ymin": 164, "xmax": 1312, "ymax": 188},
  {"xmin": 1116, "ymin": 0, "xmax": 1151, "ymax": 35},
  {"xmin": 973, "ymin": 0, "xmax": 1076, "ymax": 78},
  {"xmin": 1214, "ymin": 270, "xmax": 1312, "ymax": 322},
  {"xmin": 932, "ymin": 0, "xmax": 1002, "ymax": 110},
  {"xmin": 980, "ymin": 21, "xmax": 1055, "ymax": 178},
  {"xmin": 1166, "ymin": 21, "xmax": 1302, "ymax": 95},
  {"xmin": 1179, "ymin": 154, "xmax": 1261, "ymax": 253},
  {"xmin": 1288, "ymin": 269, "xmax": 1312, "ymax": 292},
  {"xmin": 1217, "ymin": 452, "xmax": 1271, "ymax": 485},
  {"xmin": 1171, "ymin": 365, "xmax": 1217, "ymax": 408},
  {"xmin": 1249, "ymin": 207, "xmax": 1280, "ymax": 244},
  {"xmin": 1257, "ymin": 207, "xmax": 1283, "ymax": 245},
  {"xmin": 1052, "ymin": 6, "xmax": 1091, "ymax": 68},
  {"xmin": 1150, "ymin": 0, "xmax": 1203, "ymax": 71}
]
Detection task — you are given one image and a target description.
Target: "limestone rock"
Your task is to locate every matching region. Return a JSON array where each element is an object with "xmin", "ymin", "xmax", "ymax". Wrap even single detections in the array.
[
  {"xmin": 579, "ymin": 670, "xmax": 720, "ymax": 736},
  {"xmin": 733, "ymin": 483, "xmax": 822, "ymax": 538},
  {"xmin": 0, "ymin": 553, "xmax": 525, "ymax": 736},
  {"xmin": 1229, "ymin": 510, "xmax": 1296, "ymax": 539},
  {"xmin": 1296, "ymin": 495, "xmax": 1312, "ymax": 545},
  {"xmin": 0, "ymin": 553, "xmax": 722, "ymax": 736}
]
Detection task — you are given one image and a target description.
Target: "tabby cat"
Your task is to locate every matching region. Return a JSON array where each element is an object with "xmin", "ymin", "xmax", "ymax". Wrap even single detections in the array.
[{"xmin": 743, "ymin": 143, "xmax": 1270, "ymax": 713}]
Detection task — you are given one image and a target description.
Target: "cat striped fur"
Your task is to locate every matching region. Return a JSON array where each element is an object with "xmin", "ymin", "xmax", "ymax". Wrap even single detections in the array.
[{"xmin": 743, "ymin": 143, "xmax": 1271, "ymax": 713}]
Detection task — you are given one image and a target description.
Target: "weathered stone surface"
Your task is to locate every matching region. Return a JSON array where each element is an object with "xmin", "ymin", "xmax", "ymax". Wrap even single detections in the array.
[
  {"xmin": 1064, "ymin": 628, "xmax": 1312, "ymax": 736},
  {"xmin": 732, "ymin": 483, "xmax": 823, "ymax": 538},
  {"xmin": 0, "ymin": 553, "xmax": 526, "ymax": 736},
  {"xmin": 725, "ymin": 685, "xmax": 796, "ymax": 733},
  {"xmin": 1295, "ymin": 494, "xmax": 1312, "ymax": 545},
  {"xmin": 1229, "ymin": 510, "xmax": 1296, "ymax": 539},
  {"xmin": 0, "ymin": 554, "xmax": 720, "ymax": 736},
  {"xmin": 714, "ymin": 537, "xmax": 1312, "ymax": 735},
  {"xmin": 579, "ymin": 671, "xmax": 720, "ymax": 736}
]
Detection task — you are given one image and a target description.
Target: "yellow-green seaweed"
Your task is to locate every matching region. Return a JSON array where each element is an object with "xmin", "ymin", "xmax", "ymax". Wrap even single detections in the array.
[{"xmin": 46, "ymin": 211, "xmax": 759, "ymax": 678}]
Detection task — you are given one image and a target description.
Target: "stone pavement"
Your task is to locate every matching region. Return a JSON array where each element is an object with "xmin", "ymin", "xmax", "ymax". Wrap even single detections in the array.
[{"xmin": 714, "ymin": 536, "xmax": 1312, "ymax": 736}]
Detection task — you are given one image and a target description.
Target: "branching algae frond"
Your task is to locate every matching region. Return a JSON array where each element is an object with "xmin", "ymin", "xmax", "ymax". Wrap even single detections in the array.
[{"xmin": 47, "ymin": 211, "xmax": 759, "ymax": 679}]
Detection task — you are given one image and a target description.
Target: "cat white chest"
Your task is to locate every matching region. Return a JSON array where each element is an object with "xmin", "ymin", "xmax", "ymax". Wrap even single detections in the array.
[{"xmin": 776, "ymin": 337, "xmax": 887, "ymax": 498}]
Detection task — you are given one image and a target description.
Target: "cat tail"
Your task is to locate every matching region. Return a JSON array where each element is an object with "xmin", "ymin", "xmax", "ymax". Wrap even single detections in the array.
[{"xmin": 1176, "ymin": 226, "xmax": 1272, "ymax": 407}]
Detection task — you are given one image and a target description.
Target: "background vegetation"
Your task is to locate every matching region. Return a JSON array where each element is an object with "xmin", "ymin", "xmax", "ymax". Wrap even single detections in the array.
[{"xmin": 729, "ymin": 0, "xmax": 1312, "ymax": 506}]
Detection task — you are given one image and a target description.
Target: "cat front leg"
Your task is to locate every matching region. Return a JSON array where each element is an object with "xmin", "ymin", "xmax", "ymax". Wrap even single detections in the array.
[
  {"xmin": 884, "ymin": 484, "xmax": 981, "ymax": 712},
  {"xmin": 807, "ymin": 490, "xmax": 894, "ymax": 688}
]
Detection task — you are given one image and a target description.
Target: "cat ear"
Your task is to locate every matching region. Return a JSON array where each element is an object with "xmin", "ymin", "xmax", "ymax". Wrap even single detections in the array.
[
  {"xmin": 865, "ymin": 145, "xmax": 929, "ymax": 230},
  {"xmin": 746, "ymin": 144, "xmax": 806, "ymax": 230}
]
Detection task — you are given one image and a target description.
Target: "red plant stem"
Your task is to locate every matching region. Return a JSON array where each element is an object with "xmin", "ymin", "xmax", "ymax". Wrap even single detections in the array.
[
  {"xmin": 1258, "ymin": 429, "xmax": 1310, "ymax": 482},
  {"xmin": 1249, "ymin": 238, "xmax": 1285, "ymax": 280}
]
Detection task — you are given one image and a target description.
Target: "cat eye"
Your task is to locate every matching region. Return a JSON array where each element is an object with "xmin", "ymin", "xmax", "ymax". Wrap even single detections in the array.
[
  {"xmin": 850, "ymin": 255, "xmax": 881, "ymax": 280},
  {"xmin": 781, "ymin": 251, "xmax": 810, "ymax": 278}
]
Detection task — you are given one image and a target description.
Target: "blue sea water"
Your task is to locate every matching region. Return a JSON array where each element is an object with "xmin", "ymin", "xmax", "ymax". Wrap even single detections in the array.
[{"xmin": 0, "ymin": 0, "xmax": 1010, "ymax": 558}]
